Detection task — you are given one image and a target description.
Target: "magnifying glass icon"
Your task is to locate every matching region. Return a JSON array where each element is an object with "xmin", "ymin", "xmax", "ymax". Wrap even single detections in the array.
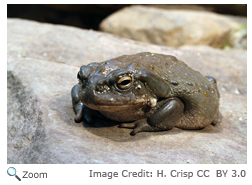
[{"xmin": 7, "ymin": 167, "xmax": 21, "ymax": 181}]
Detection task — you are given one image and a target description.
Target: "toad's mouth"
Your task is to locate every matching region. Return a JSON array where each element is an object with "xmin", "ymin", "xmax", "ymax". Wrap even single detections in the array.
[
  {"xmin": 83, "ymin": 97, "xmax": 157, "ymax": 112},
  {"xmin": 83, "ymin": 102, "xmax": 146, "ymax": 112}
]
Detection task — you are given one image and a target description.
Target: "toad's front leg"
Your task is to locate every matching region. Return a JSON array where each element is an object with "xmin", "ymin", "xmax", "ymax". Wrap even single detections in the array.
[
  {"xmin": 71, "ymin": 84, "xmax": 109, "ymax": 126},
  {"xmin": 71, "ymin": 84, "xmax": 85, "ymax": 123},
  {"xmin": 119, "ymin": 97, "xmax": 184, "ymax": 135}
]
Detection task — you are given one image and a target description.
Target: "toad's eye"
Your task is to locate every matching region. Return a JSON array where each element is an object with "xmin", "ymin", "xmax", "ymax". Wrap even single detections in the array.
[{"xmin": 117, "ymin": 76, "xmax": 132, "ymax": 90}]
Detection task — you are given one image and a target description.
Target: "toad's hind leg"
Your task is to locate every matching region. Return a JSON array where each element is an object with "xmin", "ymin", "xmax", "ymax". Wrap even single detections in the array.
[
  {"xmin": 120, "ymin": 97, "xmax": 184, "ymax": 135},
  {"xmin": 211, "ymin": 112, "xmax": 220, "ymax": 126},
  {"xmin": 206, "ymin": 76, "xmax": 220, "ymax": 126}
]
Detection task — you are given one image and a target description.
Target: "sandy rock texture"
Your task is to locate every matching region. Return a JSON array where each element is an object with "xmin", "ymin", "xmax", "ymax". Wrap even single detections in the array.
[
  {"xmin": 100, "ymin": 5, "xmax": 247, "ymax": 49},
  {"xmin": 7, "ymin": 19, "xmax": 246, "ymax": 164}
]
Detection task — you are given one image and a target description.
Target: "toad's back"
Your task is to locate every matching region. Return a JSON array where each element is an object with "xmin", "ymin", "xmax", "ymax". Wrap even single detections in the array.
[{"xmin": 105, "ymin": 52, "xmax": 220, "ymax": 129}]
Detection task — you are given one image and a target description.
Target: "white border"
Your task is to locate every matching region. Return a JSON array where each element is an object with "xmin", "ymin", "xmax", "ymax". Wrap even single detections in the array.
[{"xmin": 3, "ymin": 1, "xmax": 250, "ymax": 184}]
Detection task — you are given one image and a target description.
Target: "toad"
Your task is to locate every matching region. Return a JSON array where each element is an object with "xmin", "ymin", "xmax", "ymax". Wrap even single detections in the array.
[{"xmin": 71, "ymin": 52, "xmax": 220, "ymax": 135}]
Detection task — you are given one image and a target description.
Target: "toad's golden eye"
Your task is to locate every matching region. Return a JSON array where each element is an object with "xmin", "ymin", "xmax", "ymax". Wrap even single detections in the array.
[{"xmin": 117, "ymin": 76, "xmax": 132, "ymax": 90}]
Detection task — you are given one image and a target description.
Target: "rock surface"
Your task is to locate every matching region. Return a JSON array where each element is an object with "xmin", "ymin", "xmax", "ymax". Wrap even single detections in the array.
[
  {"xmin": 100, "ymin": 5, "xmax": 246, "ymax": 49},
  {"xmin": 7, "ymin": 19, "xmax": 247, "ymax": 164}
]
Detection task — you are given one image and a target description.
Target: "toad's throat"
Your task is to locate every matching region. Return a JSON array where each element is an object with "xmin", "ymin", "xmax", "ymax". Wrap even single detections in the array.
[{"xmin": 99, "ymin": 108, "xmax": 148, "ymax": 122}]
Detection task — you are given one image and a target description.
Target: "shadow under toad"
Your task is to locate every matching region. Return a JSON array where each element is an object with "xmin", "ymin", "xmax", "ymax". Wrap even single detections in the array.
[
  {"xmin": 51, "ymin": 93, "xmax": 223, "ymax": 142},
  {"xmin": 81, "ymin": 117, "xmax": 223, "ymax": 142}
]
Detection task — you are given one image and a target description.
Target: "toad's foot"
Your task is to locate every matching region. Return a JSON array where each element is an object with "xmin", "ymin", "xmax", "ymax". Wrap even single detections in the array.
[{"xmin": 119, "ymin": 119, "xmax": 159, "ymax": 136}]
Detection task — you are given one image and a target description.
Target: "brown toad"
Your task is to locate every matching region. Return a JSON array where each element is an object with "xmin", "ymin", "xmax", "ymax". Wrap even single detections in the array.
[{"xmin": 71, "ymin": 52, "xmax": 220, "ymax": 135}]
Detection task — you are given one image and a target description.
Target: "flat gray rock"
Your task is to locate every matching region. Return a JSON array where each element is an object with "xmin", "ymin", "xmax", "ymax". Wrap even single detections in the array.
[{"xmin": 7, "ymin": 19, "xmax": 247, "ymax": 164}]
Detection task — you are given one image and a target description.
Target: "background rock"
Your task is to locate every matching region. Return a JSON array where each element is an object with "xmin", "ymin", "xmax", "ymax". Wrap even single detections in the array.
[
  {"xmin": 7, "ymin": 4, "xmax": 247, "ymax": 31},
  {"xmin": 100, "ymin": 5, "xmax": 246, "ymax": 49},
  {"xmin": 7, "ymin": 19, "xmax": 247, "ymax": 164},
  {"xmin": 227, "ymin": 24, "xmax": 247, "ymax": 49},
  {"xmin": 8, "ymin": 4, "xmax": 247, "ymax": 49}
]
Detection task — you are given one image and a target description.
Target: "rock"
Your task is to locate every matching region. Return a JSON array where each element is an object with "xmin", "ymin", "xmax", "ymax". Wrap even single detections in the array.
[
  {"xmin": 100, "ymin": 5, "xmax": 245, "ymax": 49},
  {"xmin": 7, "ymin": 18, "xmax": 246, "ymax": 164},
  {"xmin": 227, "ymin": 24, "xmax": 247, "ymax": 50}
]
